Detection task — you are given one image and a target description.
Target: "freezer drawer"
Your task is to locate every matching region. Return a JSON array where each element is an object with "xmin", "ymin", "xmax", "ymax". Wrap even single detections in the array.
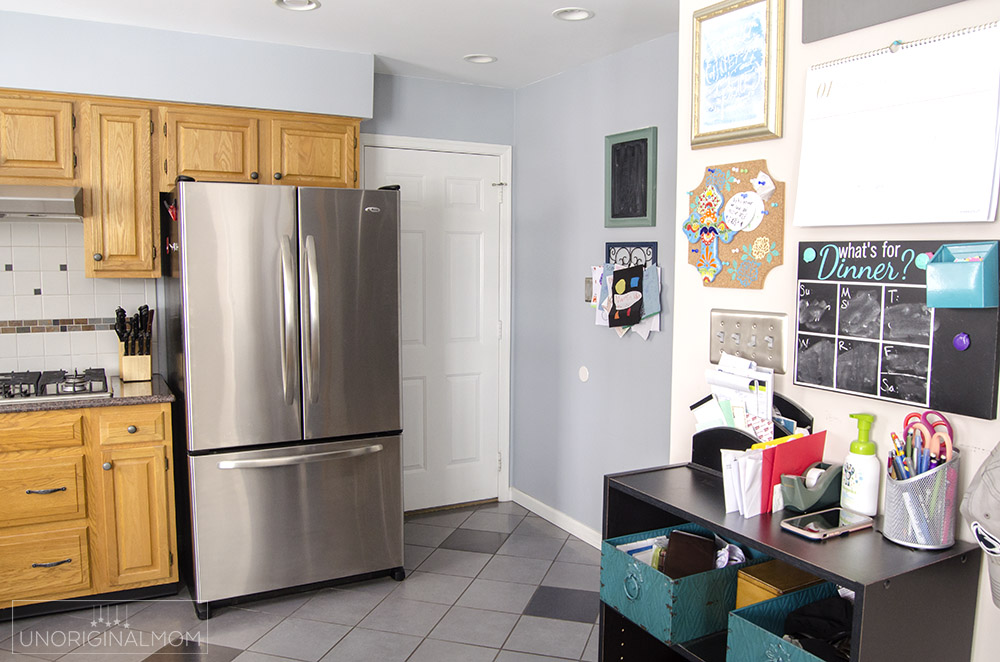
[{"xmin": 188, "ymin": 436, "xmax": 402, "ymax": 604}]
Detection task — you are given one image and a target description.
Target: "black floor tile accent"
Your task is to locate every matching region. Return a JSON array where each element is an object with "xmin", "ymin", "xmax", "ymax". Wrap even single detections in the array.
[
  {"xmin": 145, "ymin": 638, "xmax": 242, "ymax": 661},
  {"xmin": 522, "ymin": 585, "xmax": 601, "ymax": 624},
  {"xmin": 438, "ymin": 527, "xmax": 510, "ymax": 554}
]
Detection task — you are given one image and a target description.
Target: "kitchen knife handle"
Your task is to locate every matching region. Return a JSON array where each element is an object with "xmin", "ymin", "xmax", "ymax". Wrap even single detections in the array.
[
  {"xmin": 305, "ymin": 235, "xmax": 320, "ymax": 404},
  {"xmin": 279, "ymin": 236, "xmax": 296, "ymax": 406}
]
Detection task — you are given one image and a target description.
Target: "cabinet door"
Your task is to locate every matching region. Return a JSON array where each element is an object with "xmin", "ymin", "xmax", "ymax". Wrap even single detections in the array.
[
  {"xmin": 86, "ymin": 104, "xmax": 156, "ymax": 277},
  {"xmin": 99, "ymin": 445, "xmax": 172, "ymax": 586},
  {"xmin": 269, "ymin": 116, "xmax": 358, "ymax": 187},
  {"xmin": 0, "ymin": 97, "xmax": 75, "ymax": 181},
  {"xmin": 162, "ymin": 108, "xmax": 259, "ymax": 189}
]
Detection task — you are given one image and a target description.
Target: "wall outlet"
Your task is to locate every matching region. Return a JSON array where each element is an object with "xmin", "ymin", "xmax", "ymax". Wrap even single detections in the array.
[{"xmin": 709, "ymin": 309, "xmax": 787, "ymax": 373}]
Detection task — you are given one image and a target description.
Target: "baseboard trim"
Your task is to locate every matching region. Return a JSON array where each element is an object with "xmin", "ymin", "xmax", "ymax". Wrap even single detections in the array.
[{"xmin": 510, "ymin": 488, "xmax": 601, "ymax": 549}]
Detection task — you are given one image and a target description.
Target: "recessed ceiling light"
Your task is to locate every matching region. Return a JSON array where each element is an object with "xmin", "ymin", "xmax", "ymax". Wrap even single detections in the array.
[
  {"xmin": 274, "ymin": 0, "xmax": 321, "ymax": 11},
  {"xmin": 552, "ymin": 7, "xmax": 595, "ymax": 21},
  {"xmin": 464, "ymin": 54, "xmax": 498, "ymax": 64}
]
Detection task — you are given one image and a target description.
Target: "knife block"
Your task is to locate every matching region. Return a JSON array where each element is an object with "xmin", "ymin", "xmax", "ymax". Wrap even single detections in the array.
[{"xmin": 118, "ymin": 343, "xmax": 151, "ymax": 382}]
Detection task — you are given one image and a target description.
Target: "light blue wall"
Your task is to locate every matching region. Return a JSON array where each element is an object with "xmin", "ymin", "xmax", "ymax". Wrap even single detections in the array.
[
  {"xmin": 363, "ymin": 74, "xmax": 515, "ymax": 145},
  {"xmin": 0, "ymin": 11, "xmax": 373, "ymax": 118},
  {"xmin": 511, "ymin": 34, "xmax": 679, "ymax": 532}
]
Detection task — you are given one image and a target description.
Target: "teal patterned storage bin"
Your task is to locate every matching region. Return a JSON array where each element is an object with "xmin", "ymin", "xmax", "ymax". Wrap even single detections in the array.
[
  {"xmin": 727, "ymin": 583, "xmax": 839, "ymax": 662},
  {"xmin": 601, "ymin": 524, "xmax": 766, "ymax": 645}
]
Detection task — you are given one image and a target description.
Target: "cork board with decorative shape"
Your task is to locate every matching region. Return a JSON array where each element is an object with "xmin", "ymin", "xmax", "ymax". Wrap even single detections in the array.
[{"xmin": 683, "ymin": 160, "xmax": 784, "ymax": 288}]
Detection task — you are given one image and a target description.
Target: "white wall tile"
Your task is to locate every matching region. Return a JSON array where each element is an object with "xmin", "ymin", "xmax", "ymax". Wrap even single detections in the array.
[
  {"xmin": 97, "ymin": 351, "xmax": 120, "ymax": 376},
  {"xmin": 41, "ymin": 296, "xmax": 70, "ymax": 319},
  {"xmin": 0, "ymin": 272, "xmax": 12, "ymax": 296},
  {"xmin": 95, "ymin": 294, "xmax": 121, "ymax": 319},
  {"xmin": 11, "ymin": 246, "xmax": 40, "ymax": 271},
  {"xmin": 13, "ymin": 272, "xmax": 40, "ymax": 297},
  {"xmin": 38, "ymin": 223, "xmax": 68, "ymax": 246},
  {"xmin": 69, "ymin": 295, "xmax": 97, "ymax": 318},
  {"xmin": 71, "ymin": 353, "xmax": 98, "ymax": 371},
  {"xmin": 0, "ymin": 333, "xmax": 16, "ymax": 358},
  {"xmin": 0, "ymin": 357, "xmax": 17, "ymax": 371},
  {"xmin": 67, "ymin": 271, "xmax": 94, "ymax": 296},
  {"xmin": 41, "ymin": 271, "xmax": 68, "ymax": 296},
  {"xmin": 119, "ymin": 279, "xmax": 146, "ymax": 295},
  {"xmin": 15, "ymin": 333, "xmax": 44, "ymax": 356},
  {"xmin": 69, "ymin": 331, "xmax": 98, "ymax": 355},
  {"xmin": 0, "ymin": 296, "xmax": 14, "ymax": 319},
  {"xmin": 96, "ymin": 330, "xmax": 119, "ymax": 354},
  {"xmin": 43, "ymin": 332, "xmax": 72, "ymax": 356},
  {"xmin": 93, "ymin": 278, "xmax": 121, "ymax": 295},
  {"xmin": 10, "ymin": 223, "xmax": 39, "ymax": 247},
  {"xmin": 120, "ymin": 294, "xmax": 147, "ymax": 313},
  {"xmin": 0, "ymin": 224, "xmax": 11, "ymax": 247},
  {"xmin": 0, "ymin": 247, "xmax": 10, "ymax": 265},
  {"xmin": 17, "ymin": 357, "xmax": 45, "ymax": 371},
  {"xmin": 39, "ymin": 246, "xmax": 67, "ymax": 271},
  {"xmin": 66, "ymin": 223, "xmax": 84, "ymax": 248},
  {"xmin": 66, "ymin": 247, "xmax": 84, "ymax": 271},
  {"xmin": 14, "ymin": 295, "xmax": 42, "ymax": 319}
]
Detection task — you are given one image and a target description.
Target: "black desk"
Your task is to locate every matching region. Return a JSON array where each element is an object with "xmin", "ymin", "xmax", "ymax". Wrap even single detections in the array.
[{"xmin": 601, "ymin": 464, "xmax": 981, "ymax": 662}]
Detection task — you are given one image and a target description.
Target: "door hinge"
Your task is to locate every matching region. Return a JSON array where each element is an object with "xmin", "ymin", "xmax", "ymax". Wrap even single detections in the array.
[
  {"xmin": 164, "ymin": 455, "xmax": 168, "ymax": 470},
  {"xmin": 354, "ymin": 170, "xmax": 358, "ymax": 184},
  {"xmin": 497, "ymin": 320, "xmax": 502, "ymax": 339},
  {"xmin": 164, "ymin": 159, "xmax": 168, "ymax": 175},
  {"xmin": 152, "ymin": 246, "xmax": 158, "ymax": 260},
  {"xmin": 72, "ymin": 153, "xmax": 77, "ymax": 170},
  {"xmin": 150, "ymin": 120, "xmax": 154, "ymax": 136},
  {"xmin": 168, "ymin": 550, "xmax": 174, "ymax": 566},
  {"xmin": 71, "ymin": 113, "xmax": 76, "ymax": 130},
  {"xmin": 498, "ymin": 452, "xmax": 502, "ymax": 473},
  {"xmin": 163, "ymin": 122, "xmax": 167, "ymax": 137}
]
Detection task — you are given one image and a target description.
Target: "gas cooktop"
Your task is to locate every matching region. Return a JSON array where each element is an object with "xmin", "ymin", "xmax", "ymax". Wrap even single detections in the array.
[{"xmin": 0, "ymin": 368, "xmax": 113, "ymax": 406}]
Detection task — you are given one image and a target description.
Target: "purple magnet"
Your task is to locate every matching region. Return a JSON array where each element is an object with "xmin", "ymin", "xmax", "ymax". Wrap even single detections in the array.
[{"xmin": 953, "ymin": 333, "xmax": 971, "ymax": 351}]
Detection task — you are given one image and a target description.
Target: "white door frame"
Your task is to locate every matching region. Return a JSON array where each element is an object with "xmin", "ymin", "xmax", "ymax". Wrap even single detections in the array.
[{"xmin": 360, "ymin": 133, "xmax": 513, "ymax": 503}]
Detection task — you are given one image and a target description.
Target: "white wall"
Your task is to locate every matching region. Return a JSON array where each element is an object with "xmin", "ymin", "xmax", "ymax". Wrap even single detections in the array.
[
  {"xmin": 362, "ymin": 74, "xmax": 515, "ymax": 145},
  {"xmin": 511, "ymin": 33, "xmax": 679, "ymax": 534},
  {"xmin": 0, "ymin": 11, "xmax": 373, "ymax": 118},
  {"xmin": 670, "ymin": 1, "xmax": 1000, "ymax": 658}
]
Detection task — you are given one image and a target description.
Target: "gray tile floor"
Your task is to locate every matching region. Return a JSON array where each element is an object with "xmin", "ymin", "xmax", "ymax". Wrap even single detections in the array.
[{"xmin": 1, "ymin": 502, "xmax": 601, "ymax": 662}]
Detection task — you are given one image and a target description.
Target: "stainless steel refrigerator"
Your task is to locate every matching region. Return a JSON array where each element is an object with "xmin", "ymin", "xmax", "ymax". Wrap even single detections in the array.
[{"xmin": 162, "ymin": 181, "xmax": 403, "ymax": 618}]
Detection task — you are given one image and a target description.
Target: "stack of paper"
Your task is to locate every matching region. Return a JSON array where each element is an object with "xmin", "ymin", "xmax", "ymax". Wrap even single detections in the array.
[
  {"xmin": 593, "ymin": 263, "xmax": 661, "ymax": 340},
  {"xmin": 721, "ymin": 431, "xmax": 827, "ymax": 518},
  {"xmin": 704, "ymin": 353, "xmax": 774, "ymax": 441}
]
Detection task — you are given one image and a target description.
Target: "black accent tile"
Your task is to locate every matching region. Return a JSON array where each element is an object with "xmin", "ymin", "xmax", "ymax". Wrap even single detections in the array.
[
  {"xmin": 522, "ymin": 586, "xmax": 600, "ymax": 623},
  {"xmin": 33, "ymin": 288, "xmax": 41, "ymax": 295},
  {"xmin": 144, "ymin": 638, "xmax": 242, "ymax": 661},
  {"xmin": 439, "ymin": 528, "xmax": 509, "ymax": 554},
  {"xmin": 4, "ymin": 264, "xmax": 11, "ymax": 271},
  {"xmin": 59, "ymin": 264, "xmax": 67, "ymax": 271}
]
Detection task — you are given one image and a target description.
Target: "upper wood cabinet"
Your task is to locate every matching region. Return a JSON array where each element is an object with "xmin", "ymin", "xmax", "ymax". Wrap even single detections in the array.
[
  {"xmin": 0, "ymin": 96, "xmax": 76, "ymax": 182},
  {"xmin": 161, "ymin": 107, "xmax": 260, "ymax": 190},
  {"xmin": 84, "ymin": 103, "xmax": 157, "ymax": 277},
  {"xmin": 269, "ymin": 116, "xmax": 358, "ymax": 187}
]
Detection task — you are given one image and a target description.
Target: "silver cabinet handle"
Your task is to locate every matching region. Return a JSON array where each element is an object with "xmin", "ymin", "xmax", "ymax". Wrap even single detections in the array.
[
  {"xmin": 26, "ymin": 487, "xmax": 67, "ymax": 495},
  {"xmin": 304, "ymin": 235, "xmax": 320, "ymax": 404},
  {"xmin": 102, "ymin": 462, "xmax": 112, "ymax": 470},
  {"xmin": 127, "ymin": 425, "xmax": 137, "ymax": 434},
  {"xmin": 279, "ymin": 235, "xmax": 296, "ymax": 405},
  {"xmin": 32, "ymin": 559, "xmax": 72, "ymax": 568},
  {"xmin": 217, "ymin": 444, "xmax": 382, "ymax": 470}
]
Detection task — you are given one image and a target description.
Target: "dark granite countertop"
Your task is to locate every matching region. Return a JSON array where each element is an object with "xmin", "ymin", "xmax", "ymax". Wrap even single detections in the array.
[{"xmin": 0, "ymin": 375, "xmax": 175, "ymax": 414}]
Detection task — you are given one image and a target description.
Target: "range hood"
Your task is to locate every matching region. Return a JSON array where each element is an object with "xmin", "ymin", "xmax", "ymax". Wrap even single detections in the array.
[{"xmin": 0, "ymin": 185, "xmax": 84, "ymax": 221}]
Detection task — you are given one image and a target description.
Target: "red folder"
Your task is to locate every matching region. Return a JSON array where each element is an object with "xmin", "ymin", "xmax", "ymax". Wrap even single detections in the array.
[{"xmin": 760, "ymin": 431, "xmax": 827, "ymax": 513}]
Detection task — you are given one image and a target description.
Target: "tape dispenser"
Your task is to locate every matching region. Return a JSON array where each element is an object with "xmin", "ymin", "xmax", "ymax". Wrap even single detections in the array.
[{"xmin": 780, "ymin": 462, "xmax": 843, "ymax": 513}]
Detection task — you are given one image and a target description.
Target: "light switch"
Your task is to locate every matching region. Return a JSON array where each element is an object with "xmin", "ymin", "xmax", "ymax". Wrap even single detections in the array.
[{"xmin": 709, "ymin": 309, "xmax": 787, "ymax": 373}]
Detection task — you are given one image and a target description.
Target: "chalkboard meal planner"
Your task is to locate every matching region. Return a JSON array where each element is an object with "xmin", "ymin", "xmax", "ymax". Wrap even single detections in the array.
[{"xmin": 795, "ymin": 240, "xmax": 1000, "ymax": 420}]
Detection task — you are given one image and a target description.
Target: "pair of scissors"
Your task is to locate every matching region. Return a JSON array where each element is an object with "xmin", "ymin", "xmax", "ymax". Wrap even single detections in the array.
[{"xmin": 904, "ymin": 410, "xmax": 954, "ymax": 467}]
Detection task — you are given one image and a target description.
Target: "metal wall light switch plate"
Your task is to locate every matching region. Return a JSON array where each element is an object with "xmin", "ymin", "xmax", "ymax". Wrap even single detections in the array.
[{"xmin": 710, "ymin": 309, "xmax": 787, "ymax": 373}]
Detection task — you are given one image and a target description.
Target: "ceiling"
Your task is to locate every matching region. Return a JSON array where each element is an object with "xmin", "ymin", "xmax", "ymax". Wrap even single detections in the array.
[{"xmin": 0, "ymin": 0, "xmax": 679, "ymax": 89}]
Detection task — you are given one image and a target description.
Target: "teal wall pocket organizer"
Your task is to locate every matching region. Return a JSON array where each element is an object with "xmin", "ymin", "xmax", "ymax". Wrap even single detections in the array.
[
  {"xmin": 727, "ymin": 582, "xmax": 840, "ymax": 662},
  {"xmin": 926, "ymin": 241, "xmax": 999, "ymax": 308},
  {"xmin": 600, "ymin": 523, "xmax": 767, "ymax": 646}
]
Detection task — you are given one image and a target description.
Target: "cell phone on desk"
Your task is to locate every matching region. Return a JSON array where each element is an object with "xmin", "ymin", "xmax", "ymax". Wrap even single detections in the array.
[{"xmin": 780, "ymin": 507, "xmax": 873, "ymax": 540}]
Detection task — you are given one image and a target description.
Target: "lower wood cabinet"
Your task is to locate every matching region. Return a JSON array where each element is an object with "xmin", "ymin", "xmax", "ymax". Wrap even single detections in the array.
[{"xmin": 0, "ymin": 404, "xmax": 176, "ymax": 607}]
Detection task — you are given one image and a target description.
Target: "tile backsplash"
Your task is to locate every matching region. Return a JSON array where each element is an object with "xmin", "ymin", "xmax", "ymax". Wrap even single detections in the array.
[{"xmin": 0, "ymin": 222, "xmax": 156, "ymax": 375}]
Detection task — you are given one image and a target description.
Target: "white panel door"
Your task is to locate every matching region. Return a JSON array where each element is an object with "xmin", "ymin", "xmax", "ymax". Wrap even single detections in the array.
[{"xmin": 364, "ymin": 145, "xmax": 502, "ymax": 511}]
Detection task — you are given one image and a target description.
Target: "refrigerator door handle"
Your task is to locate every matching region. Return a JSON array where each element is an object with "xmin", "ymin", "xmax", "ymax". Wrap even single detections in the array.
[
  {"xmin": 279, "ymin": 235, "xmax": 297, "ymax": 405},
  {"xmin": 216, "ymin": 444, "xmax": 383, "ymax": 469},
  {"xmin": 304, "ymin": 234, "xmax": 321, "ymax": 404}
]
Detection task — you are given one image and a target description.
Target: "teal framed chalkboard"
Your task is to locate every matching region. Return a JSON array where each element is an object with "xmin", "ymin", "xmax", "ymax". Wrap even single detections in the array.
[{"xmin": 605, "ymin": 127, "xmax": 657, "ymax": 227}]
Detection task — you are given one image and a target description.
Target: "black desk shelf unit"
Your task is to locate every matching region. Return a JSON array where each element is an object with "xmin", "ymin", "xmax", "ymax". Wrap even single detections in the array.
[{"xmin": 601, "ymin": 464, "xmax": 981, "ymax": 662}]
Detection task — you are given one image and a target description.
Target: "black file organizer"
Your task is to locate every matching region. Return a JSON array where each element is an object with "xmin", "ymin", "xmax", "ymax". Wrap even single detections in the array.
[{"xmin": 689, "ymin": 392, "xmax": 813, "ymax": 474}]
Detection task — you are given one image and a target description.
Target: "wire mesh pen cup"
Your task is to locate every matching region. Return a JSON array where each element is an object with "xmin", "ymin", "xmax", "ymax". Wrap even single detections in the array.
[{"xmin": 883, "ymin": 449, "xmax": 960, "ymax": 550}]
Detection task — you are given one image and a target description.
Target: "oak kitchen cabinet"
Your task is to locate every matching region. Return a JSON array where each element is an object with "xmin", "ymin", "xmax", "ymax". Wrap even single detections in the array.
[
  {"xmin": 0, "ymin": 88, "xmax": 361, "ymax": 280},
  {"xmin": 160, "ymin": 106, "xmax": 359, "ymax": 190},
  {"xmin": 0, "ymin": 402, "xmax": 177, "ymax": 610}
]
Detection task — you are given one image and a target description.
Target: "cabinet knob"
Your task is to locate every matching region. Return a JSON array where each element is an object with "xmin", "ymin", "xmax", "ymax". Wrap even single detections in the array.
[
  {"xmin": 102, "ymin": 462, "xmax": 112, "ymax": 471},
  {"xmin": 250, "ymin": 171, "xmax": 259, "ymax": 180},
  {"xmin": 93, "ymin": 253, "xmax": 103, "ymax": 262},
  {"xmin": 273, "ymin": 172, "xmax": 283, "ymax": 181},
  {"xmin": 127, "ymin": 425, "xmax": 137, "ymax": 434}
]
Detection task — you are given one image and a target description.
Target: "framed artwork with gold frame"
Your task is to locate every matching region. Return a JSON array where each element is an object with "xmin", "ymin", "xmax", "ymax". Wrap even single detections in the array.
[{"xmin": 692, "ymin": 0, "xmax": 785, "ymax": 148}]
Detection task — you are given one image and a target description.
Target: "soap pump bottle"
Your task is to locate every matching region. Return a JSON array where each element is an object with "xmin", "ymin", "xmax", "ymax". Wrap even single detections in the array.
[{"xmin": 841, "ymin": 413, "xmax": 880, "ymax": 516}]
